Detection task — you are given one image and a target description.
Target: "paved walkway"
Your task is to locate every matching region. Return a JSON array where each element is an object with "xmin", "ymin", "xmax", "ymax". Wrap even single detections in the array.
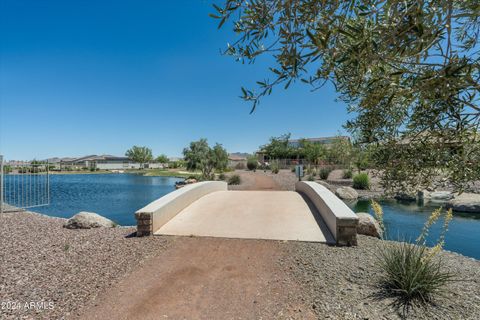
[{"xmin": 155, "ymin": 190, "xmax": 334, "ymax": 243}]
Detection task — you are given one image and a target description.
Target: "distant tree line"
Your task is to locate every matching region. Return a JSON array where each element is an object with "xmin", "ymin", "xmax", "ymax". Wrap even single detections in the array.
[{"xmin": 259, "ymin": 133, "xmax": 375, "ymax": 171}]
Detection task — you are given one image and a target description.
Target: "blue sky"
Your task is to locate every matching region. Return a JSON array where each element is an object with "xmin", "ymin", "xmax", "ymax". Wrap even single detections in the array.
[{"xmin": 0, "ymin": 0, "xmax": 352, "ymax": 160}]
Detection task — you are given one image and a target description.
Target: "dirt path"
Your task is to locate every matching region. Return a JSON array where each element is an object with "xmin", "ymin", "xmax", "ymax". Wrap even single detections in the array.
[
  {"xmin": 78, "ymin": 237, "xmax": 315, "ymax": 320},
  {"xmin": 228, "ymin": 171, "xmax": 283, "ymax": 190}
]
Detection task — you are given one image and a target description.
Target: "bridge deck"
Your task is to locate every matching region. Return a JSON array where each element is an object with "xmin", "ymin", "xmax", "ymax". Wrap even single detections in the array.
[{"xmin": 155, "ymin": 191, "xmax": 334, "ymax": 243}]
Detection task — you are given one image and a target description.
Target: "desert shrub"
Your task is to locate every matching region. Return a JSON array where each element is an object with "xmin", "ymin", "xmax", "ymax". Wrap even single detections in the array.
[
  {"xmin": 227, "ymin": 174, "xmax": 241, "ymax": 185},
  {"xmin": 307, "ymin": 175, "xmax": 315, "ymax": 181},
  {"xmin": 218, "ymin": 173, "xmax": 226, "ymax": 181},
  {"xmin": 247, "ymin": 157, "xmax": 258, "ymax": 171},
  {"xmin": 306, "ymin": 166, "xmax": 317, "ymax": 176},
  {"xmin": 343, "ymin": 169, "xmax": 353, "ymax": 179},
  {"xmin": 319, "ymin": 167, "xmax": 332, "ymax": 180},
  {"xmin": 353, "ymin": 173, "xmax": 370, "ymax": 189},
  {"xmin": 271, "ymin": 161, "xmax": 279, "ymax": 174},
  {"xmin": 373, "ymin": 202, "xmax": 455, "ymax": 312},
  {"xmin": 291, "ymin": 166, "xmax": 296, "ymax": 172}
]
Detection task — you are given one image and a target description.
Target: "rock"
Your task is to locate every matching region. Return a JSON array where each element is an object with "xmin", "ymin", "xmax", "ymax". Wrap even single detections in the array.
[
  {"xmin": 356, "ymin": 213, "xmax": 382, "ymax": 238},
  {"xmin": 335, "ymin": 187, "xmax": 358, "ymax": 200},
  {"xmin": 185, "ymin": 178, "xmax": 197, "ymax": 184},
  {"xmin": 418, "ymin": 190, "xmax": 454, "ymax": 202},
  {"xmin": 446, "ymin": 193, "xmax": 480, "ymax": 213},
  {"xmin": 64, "ymin": 212, "xmax": 116, "ymax": 229},
  {"xmin": 317, "ymin": 181, "xmax": 336, "ymax": 193},
  {"xmin": 430, "ymin": 191, "xmax": 454, "ymax": 201}
]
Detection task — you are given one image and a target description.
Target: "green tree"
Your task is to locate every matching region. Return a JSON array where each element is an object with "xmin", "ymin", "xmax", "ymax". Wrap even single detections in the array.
[
  {"xmin": 212, "ymin": 143, "xmax": 229, "ymax": 171},
  {"xmin": 299, "ymin": 139, "xmax": 327, "ymax": 165},
  {"xmin": 155, "ymin": 154, "xmax": 169, "ymax": 164},
  {"xmin": 261, "ymin": 133, "xmax": 294, "ymax": 159},
  {"xmin": 352, "ymin": 143, "xmax": 376, "ymax": 173},
  {"xmin": 326, "ymin": 137, "xmax": 353, "ymax": 166},
  {"xmin": 125, "ymin": 146, "xmax": 153, "ymax": 169},
  {"xmin": 183, "ymin": 139, "xmax": 229, "ymax": 179},
  {"xmin": 211, "ymin": 0, "xmax": 480, "ymax": 192}
]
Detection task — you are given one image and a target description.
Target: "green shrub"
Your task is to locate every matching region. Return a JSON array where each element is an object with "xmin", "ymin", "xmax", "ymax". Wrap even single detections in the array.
[
  {"xmin": 271, "ymin": 161, "xmax": 279, "ymax": 174},
  {"xmin": 373, "ymin": 202, "xmax": 455, "ymax": 310},
  {"xmin": 319, "ymin": 167, "xmax": 332, "ymax": 180},
  {"xmin": 227, "ymin": 174, "xmax": 241, "ymax": 185},
  {"xmin": 353, "ymin": 173, "xmax": 370, "ymax": 189},
  {"xmin": 307, "ymin": 175, "xmax": 315, "ymax": 181},
  {"xmin": 218, "ymin": 173, "xmax": 226, "ymax": 181},
  {"xmin": 376, "ymin": 241, "xmax": 454, "ymax": 309},
  {"xmin": 342, "ymin": 169, "xmax": 353, "ymax": 179},
  {"xmin": 247, "ymin": 157, "xmax": 258, "ymax": 171},
  {"xmin": 291, "ymin": 166, "xmax": 296, "ymax": 172}
]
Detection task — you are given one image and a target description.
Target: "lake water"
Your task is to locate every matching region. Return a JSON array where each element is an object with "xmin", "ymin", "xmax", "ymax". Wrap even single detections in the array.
[
  {"xmin": 349, "ymin": 199, "xmax": 480, "ymax": 260},
  {"xmin": 10, "ymin": 173, "xmax": 479, "ymax": 260},
  {"xmin": 32, "ymin": 174, "xmax": 182, "ymax": 226}
]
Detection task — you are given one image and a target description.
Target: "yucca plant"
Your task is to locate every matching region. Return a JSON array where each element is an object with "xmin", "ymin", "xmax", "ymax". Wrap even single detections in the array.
[{"xmin": 372, "ymin": 200, "xmax": 455, "ymax": 312}]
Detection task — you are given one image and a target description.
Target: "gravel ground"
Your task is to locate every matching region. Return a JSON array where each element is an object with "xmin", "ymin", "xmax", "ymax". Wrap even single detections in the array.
[
  {"xmin": 281, "ymin": 235, "xmax": 480, "ymax": 319},
  {"xmin": 0, "ymin": 210, "xmax": 170, "ymax": 319}
]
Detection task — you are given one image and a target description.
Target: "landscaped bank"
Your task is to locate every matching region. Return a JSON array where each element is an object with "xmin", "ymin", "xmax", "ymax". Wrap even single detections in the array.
[
  {"xmin": 0, "ymin": 210, "xmax": 171, "ymax": 319},
  {"xmin": 282, "ymin": 236, "xmax": 480, "ymax": 319},
  {"xmin": 1, "ymin": 209, "xmax": 479, "ymax": 319}
]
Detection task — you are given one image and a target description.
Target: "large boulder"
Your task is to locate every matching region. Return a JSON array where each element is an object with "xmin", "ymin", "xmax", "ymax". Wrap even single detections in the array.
[
  {"xmin": 418, "ymin": 190, "xmax": 454, "ymax": 202},
  {"xmin": 335, "ymin": 186, "xmax": 358, "ymax": 200},
  {"xmin": 356, "ymin": 212, "xmax": 383, "ymax": 238},
  {"xmin": 446, "ymin": 193, "xmax": 480, "ymax": 213},
  {"xmin": 64, "ymin": 211, "xmax": 116, "ymax": 229}
]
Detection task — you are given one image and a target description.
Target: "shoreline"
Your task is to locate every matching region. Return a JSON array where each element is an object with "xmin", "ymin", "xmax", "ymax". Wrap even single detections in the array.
[{"xmin": 17, "ymin": 206, "xmax": 480, "ymax": 262}]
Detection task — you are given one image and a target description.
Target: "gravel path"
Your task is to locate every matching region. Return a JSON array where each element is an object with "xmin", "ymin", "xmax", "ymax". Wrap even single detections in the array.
[
  {"xmin": 281, "ymin": 235, "xmax": 480, "ymax": 319},
  {"xmin": 0, "ymin": 210, "xmax": 170, "ymax": 319}
]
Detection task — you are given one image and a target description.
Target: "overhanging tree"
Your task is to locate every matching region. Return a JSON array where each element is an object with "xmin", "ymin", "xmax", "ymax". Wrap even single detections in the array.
[{"xmin": 211, "ymin": 0, "xmax": 480, "ymax": 193}]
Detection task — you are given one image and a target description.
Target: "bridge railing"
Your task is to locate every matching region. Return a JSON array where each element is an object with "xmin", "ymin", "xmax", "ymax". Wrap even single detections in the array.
[
  {"xmin": 135, "ymin": 181, "xmax": 227, "ymax": 236},
  {"xmin": 295, "ymin": 181, "xmax": 358, "ymax": 246}
]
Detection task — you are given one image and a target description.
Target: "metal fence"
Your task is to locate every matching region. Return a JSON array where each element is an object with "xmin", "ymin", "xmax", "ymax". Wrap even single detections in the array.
[{"xmin": 0, "ymin": 155, "xmax": 50, "ymax": 213}]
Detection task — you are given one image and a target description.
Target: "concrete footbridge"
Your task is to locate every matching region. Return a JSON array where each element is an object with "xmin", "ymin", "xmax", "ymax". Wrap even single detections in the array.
[{"xmin": 136, "ymin": 181, "xmax": 359, "ymax": 245}]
